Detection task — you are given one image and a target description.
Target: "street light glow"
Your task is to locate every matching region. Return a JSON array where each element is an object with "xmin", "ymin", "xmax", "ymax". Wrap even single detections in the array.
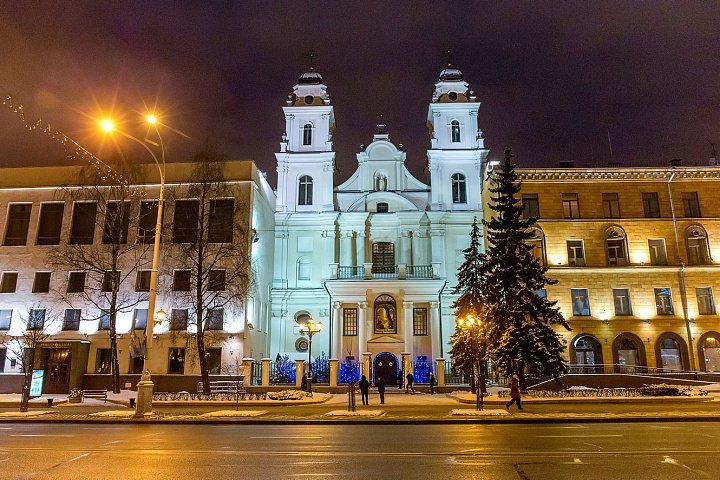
[
  {"xmin": 146, "ymin": 114, "xmax": 158, "ymax": 125},
  {"xmin": 100, "ymin": 119, "xmax": 114, "ymax": 132}
]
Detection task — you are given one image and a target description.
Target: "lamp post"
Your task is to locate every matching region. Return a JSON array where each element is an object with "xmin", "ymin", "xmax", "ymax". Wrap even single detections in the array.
[
  {"xmin": 100, "ymin": 114, "xmax": 166, "ymax": 417},
  {"xmin": 299, "ymin": 318, "xmax": 323, "ymax": 393},
  {"xmin": 458, "ymin": 315, "xmax": 485, "ymax": 411}
]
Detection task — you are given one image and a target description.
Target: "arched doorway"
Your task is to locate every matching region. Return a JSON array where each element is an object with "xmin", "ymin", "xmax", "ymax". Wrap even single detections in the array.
[
  {"xmin": 698, "ymin": 332, "xmax": 720, "ymax": 372},
  {"xmin": 373, "ymin": 352, "xmax": 399, "ymax": 387},
  {"xmin": 655, "ymin": 333, "xmax": 688, "ymax": 372},
  {"xmin": 612, "ymin": 333, "xmax": 646, "ymax": 373},
  {"xmin": 571, "ymin": 335, "xmax": 603, "ymax": 373}
]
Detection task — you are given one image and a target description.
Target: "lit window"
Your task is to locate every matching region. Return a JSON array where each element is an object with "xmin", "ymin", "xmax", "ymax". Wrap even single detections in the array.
[
  {"xmin": 613, "ymin": 288, "xmax": 632, "ymax": 316},
  {"xmin": 343, "ymin": 308, "xmax": 357, "ymax": 336},
  {"xmin": 655, "ymin": 288, "xmax": 674, "ymax": 315},
  {"xmin": 571, "ymin": 289, "xmax": 591, "ymax": 316},
  {"xmin": 413, "ymin": 308, "xmax": 428, "ymax": 335},
  {"xmin": 133, "ymin": 309, "xmax": 148, "ymax": 330}
]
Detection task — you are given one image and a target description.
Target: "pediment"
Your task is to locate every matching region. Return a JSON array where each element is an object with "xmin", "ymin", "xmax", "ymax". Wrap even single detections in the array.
[{"xmin": 368, "ymin": 335, "xmax": 404, "ymax": 344}]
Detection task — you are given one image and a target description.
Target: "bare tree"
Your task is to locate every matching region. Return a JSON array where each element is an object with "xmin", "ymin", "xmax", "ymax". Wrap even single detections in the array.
[
  {"xmin": 1, "ymin": 306, "xmax": 59, "ymax": 412},
  {"xmin": 167, "ymin": 150, "xmax": 253, "ymax": 393},
  {"xmin": 47, "ymin": 160, "xmax": 151, "ymax": 393}
]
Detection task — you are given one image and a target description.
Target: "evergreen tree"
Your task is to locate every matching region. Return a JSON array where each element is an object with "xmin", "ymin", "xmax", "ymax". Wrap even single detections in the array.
[{"xmin": 481, "ymin": 148, "xmax": 570, "ymax": 387}]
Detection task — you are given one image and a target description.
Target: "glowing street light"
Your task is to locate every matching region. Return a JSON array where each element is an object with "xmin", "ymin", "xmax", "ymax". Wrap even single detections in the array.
[
  {"xmin": 299, "ymin": 318, "xmax": 323, "ymax": 393},
  {"xmin": 457, "ymin": 314, "xmax": 485, "ymax": 411}
]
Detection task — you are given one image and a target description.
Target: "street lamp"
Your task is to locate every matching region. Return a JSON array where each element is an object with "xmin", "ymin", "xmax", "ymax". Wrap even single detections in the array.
[
  {"xmin": 299, "ymin": 318, "xmax": 323, "ymax": 393},
  {"xmin": 457, "ymin": 315, "xmax": 485, "ymax": 411},
  {"xmin": 99, "ymin": 114, "xmax": 166, "ymax": 417}
]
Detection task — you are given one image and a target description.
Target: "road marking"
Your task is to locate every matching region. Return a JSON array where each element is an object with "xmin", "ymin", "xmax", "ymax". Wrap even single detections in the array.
[
  {"xmin": 10, "ymin": 434, "xmax": 74, "ymax": 438},
  {"xmin": 536, "ymin": 435, "xmax": 622, "ymax": 438},
  {"xmin": 251, "ymin": 436, "xmax": 322, "ymax": 439},
  {"xmin": 290, "ymin": 475, "xmax": 337, "ymax": 477},
  {"xmin": 68, "ymin": 453, "xmax": 89, "ymax": 462},
  {"xmin": 561, "ymin": 457, "xmax": 584, "ymax": 465}
]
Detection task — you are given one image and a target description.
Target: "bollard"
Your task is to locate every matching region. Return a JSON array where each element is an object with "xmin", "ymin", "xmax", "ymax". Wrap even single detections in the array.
[
  {"xmin": 47, "ymin": 398, "xmax": 54, "ymax": 408},
  {"xmin": 129, "ymin": 398, "xmax": 136, "ymax": 408}
]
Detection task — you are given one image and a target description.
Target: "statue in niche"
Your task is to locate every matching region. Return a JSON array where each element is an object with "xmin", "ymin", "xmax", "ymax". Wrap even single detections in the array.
[
  {"xmin": 375, "ymin": 174, "xmax": 387, "ymax": 192},
  {"xmin": 374, "ymin": 294, "xmax": 397, "ymax": 334}
]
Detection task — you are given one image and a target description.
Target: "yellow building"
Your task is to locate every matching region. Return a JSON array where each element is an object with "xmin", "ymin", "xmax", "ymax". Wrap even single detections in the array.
[{"xmin": 495, "ymin": 164, "xmax": 720, "ymax": 373}]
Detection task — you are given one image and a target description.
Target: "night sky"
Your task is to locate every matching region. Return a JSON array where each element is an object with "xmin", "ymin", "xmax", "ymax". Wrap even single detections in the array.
[{"xmin": 2, "ymin": 1, "xmax": 720, "ymax": 186}]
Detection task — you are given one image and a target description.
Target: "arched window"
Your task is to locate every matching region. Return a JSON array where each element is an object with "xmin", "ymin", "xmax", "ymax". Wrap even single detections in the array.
[
  {"xmin": 298, "ymin": 175, "xmax": 313, "ymax": 206},
  {"xmin": 613, "ymin": 333, "xmax": 646, "ymax": 373},
  {"xmin": 451, "ymin": 173, "xmax": 467, "ymax": 204},
  {"xmin": 526, "ymin": 227, "xmax": 546, "ymax": 266},
  {"xmin": 374, "ymin": 294, "xmax": 397, "ymax": 333},
  {"xmin": 702, "ymin": 335, "xmax": 720, "ymax": 372},
  {"xmin": 605, "ymin": 226, "xmax": 628, "ymax": 266},
  {"xmin": 658, "ymin": 336, "xmax": 683, "ymax": 371},
  {"xmin": 686, "ymin": 225, "xmax": 711, "ymax": 265},
  {"xmin": 297, "ymin": 256, "xmax": 312, "ymax": 281},
  {"xmin": 573, "ymin": 335, "xmax": 602, "ymax": 373},
  {"xmin": 451, "ymin": 120, "xmax": 461, "ymax": 143},
  {"xmin": 302, "ymin": 123, "xmax": 313, "ymax": 146}
]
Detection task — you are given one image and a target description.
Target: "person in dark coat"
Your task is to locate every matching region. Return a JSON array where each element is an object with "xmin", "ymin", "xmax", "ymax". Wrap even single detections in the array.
[
  {"xmin": 428, "ymin": 372, "xmax": 436, "ymax": 395},
  {"xmin": 376, "ymin": 376, "xmax": 385, "ymax": 404},
  {"xmin": 358, "ymin": 375, "xmax": 370, "ymax": 405},
  {"xmin": 405, "ymin": 372, "xmax": 415, "ymax": 394},
  {"xmin": 505, "ymin": 374, "xmax": 522, "ymax": 410}
]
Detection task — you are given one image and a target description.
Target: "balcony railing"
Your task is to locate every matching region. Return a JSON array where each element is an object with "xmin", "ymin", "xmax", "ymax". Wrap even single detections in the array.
[
  {"xmin": 407, "ymin": 265, "xmax": 433, "ymax": 278},
  {"xmin": 333, "ymin": 263, "xmax": 436, "ymax": 280},
  {"xmin": 337, "ymin": 266, "xmax": 364, "ymax": 279}
]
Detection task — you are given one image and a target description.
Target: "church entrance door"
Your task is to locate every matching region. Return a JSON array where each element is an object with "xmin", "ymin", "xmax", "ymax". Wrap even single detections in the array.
[{"xmin": 373, "ymin": 352, "xmax": 399, "ymax": 387}]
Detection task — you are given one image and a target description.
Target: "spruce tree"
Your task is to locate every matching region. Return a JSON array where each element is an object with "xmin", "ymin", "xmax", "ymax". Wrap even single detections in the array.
[{"xmin": 481, "ymin": 148, "xmax": 570, "ymax": 387}]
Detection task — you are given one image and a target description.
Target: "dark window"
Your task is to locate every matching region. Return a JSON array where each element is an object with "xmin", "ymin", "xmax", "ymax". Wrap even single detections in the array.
[
  {"xmin": 3, "ymin": 204, "xmax": 32, "ymax": 246},
  {"xmin": 566, "ymin": 240, "xmax": 585, "ymax": 266},
  {"xmin": 207, "ymin": 348, "xmax": 222, "ymax": 374},
  {"xmin": 686, "ymin": 228, "xmax": 711, "ymax": 265},
  {"xmin": 208, "ymin": 199, "xmax": 234, "ymax": 243},
  {"xmin": 522, "ymin": 194, "xmax": 540, "ymax": 219},
  {"xmin": 343, "ymin": 308, "xmax": 357, "ymax": 336},
  {"xmin": 33, "ymin": 272, "xmax": 51, "ymax": 293},
  {"xmin": 102, "ymin": 201, "xmax": 130, "ymax": 244},
  {"xmin": 36, "ymin": 203, "xmax": 64, "ymax": 245},
  {"xmin": 642, "ymin": 192, "xmax": 661, "ymax": 218},
  {"xmin": 135, "ymin": 271, "xmax": 151, "ymax": 292},
  {"xmin": 0, "ymin": 348, "xmax": 6, "ymax": 373},
  {"xmin": 172, "ymin": 200, "xmax": 199, "ymax": 243},
  {"xmin": 138, "ymin": 201, "xmax": 159, "ymax": 244},
  {"xmin": 606, "ymin": 238, "xmax": 627, "ymax": 266},
  {"xmin": 101, "ymin": 271, "xmax": 120, "ymax": 292},
  {"xmin": 168, "ymin": 348, "xmax": 185, "ymax": 374},
  {"xmin": 208, "ymin": 270, "xmax": 226, "ymax": 291},
  {"xmin": 133, "ymin": 309, "xmax": 148, "ymax": 330},
  {"xmin": 207, "ymin": 308, "xmax": 224, "ymax": 330},
  {"xmin": 28, "ymin": 309, "xmax": 46, "ymax": 330},
  {"xmin": 451, "ymin": 120, "xmax": 461, "ymax": 143},
  {"xmin": 655, "ymin": 288, "xmax": 674, "ymax": 315},
  {"xmin": 571, "ymin": 289, "xmax": 591, "ymax": 316},
  {"xmin": 298, "ymin": 175, "xmax": 313, "ymax": 206},
  {"xmin": 376, "ymin": 202, "xmax": 389, "ymax": 213},
  {"xmin": 98, "ymin": 309, "xmax": 111, "ymax": 330},
  {"xmin": 371, "ymin": 242, "xmax": 395, "ymax": 274},
  {"xmin": 302, "ymin": 123, "xmax": 313, "ymax": 146},
  {"xmin": 648, "ymin": 239, "xmax": 668, "ymax": 265},
  {"xmin": 1, "ymin": 272, "xmax": 18, "ymax": 293},
  {"xmin": 451, "ymin": 173, "xmax": 467, "ymax": 204},
  {"xmin": 95, "ymin": 348, "xmax": 111, "ymax": 373},
  {"xmin": 69, "ymin": 202, "xmax": 97, "ymax": 244},
  {"xmin": 63, "ymin": 309, "xmax": 81, "ymax": 331},
  {"xmin": 172, "ymin": 270, "xmax": 191, "ymax": 291},
  {"xmin": 67, "ymin": 272, "xmax": 86, "ymax": 293},
  {"xmin": 697, "ymin": 287, "xmax": 715, "ymax": 315},
  {"xmin": 682, "ymin": 192, "xmax": 701, "ymax": 217},
  {"xmin": 0, "ymin": 309, "xmax": 11, "ymax": 330},
  {"xmin": 613, "ymin": 288, "xmax": 632, "ymax": 316},
  {"xmin": 413, "ymin": 308, "xmax": 428, "ymax": 335},
  {"xmin": 170, "ymin": 309, "xmax": 188, "ymax": 331},
  {"xmin": 602, "ymin": 193, "xmax": 620, "ymax": 218},
  {"xmin": 562, "ymin": 193, "xmax": 580, "ymax": 219}
]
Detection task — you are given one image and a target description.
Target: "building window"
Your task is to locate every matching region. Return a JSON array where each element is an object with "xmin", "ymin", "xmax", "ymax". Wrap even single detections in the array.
[
  {"xmin": 63, "ymin": 309, "xmax": 81, "ymax": 331},
  {"xmin": 451, "ymin": 120, "xmax": 461, "ymax": 143},
  {"xmin": 697, "ymin": 287, "xmax": 715, "ymax": 315},
  {"xmin": 642, "ymin": 192, "xmax": 661, "ymax": 218},
  {"xmin": 69, "ymin": 202, "xmax": 97, "ymax": 245},
  {"xmin": 527, "ymin": 228, "xmax": 546, "ymax": 266},
  {"xmin": 28, "ymin": 309, "xmax": 46, "ymax": 330},
  {"xmin": 138, "ymin": 200, "xmax": 159, "ymax": 244},
  {"xmin": 30, "ymin": 272, "xmax": 50, "ymax": 295},
  {"xmin": 173, "ymin": 270, "xmax": 191, "ymax": 291},
  {"xmin": 0, "ymin": 348, "xmax": 6, "ymax": 373},
  {"xmin": 682, "ymin": 192, "xmax": 701, "ymax": 217},
  {"xmin": 562, "ymin": 193, "xmax": 580, "ymax": 219},
  {"xmin": 101, "ymin": 271, "xmax": 120, "ymax": 292},
  {"xmin": 102, "ymin": 201, "xmax": 130, "ymax": 244},
  {"xmin": 686, "ymin": 226, "xmax": 711, "ymax": 265},
  {"xmin": 297, "ymin": 257, "xmax": 312, "ymax": 281},
  {"xmin": 3, "ymin": 203, "xmax": 32, "ymax": 246},
  {"xmin": 208, "ymin": 270, "xmax": 226, "ymax": 291},
  {"xmin": 207, "ymin": 308, "xmax": 224, "ymax": 330},
  {"xmin": 36, "ymin": 203, "xmax": 64, "ymax": 245},
  {"xmin": 376, "ymin": 202, "xmax": 389, "ymax": 213},
  {"xmin": 173, "ymin": 199, "xmax": 199, "ymax": 244},
  {"xmin": 371, "ymin": 242, "xmax": 395, "ymax": 274},
  {"xmin": 343, "ymin": 308, "xmax": 357, "ymax": 336},
  {"xmin": 451, "ymin": 173, "xmax": 467, "ymax": 204},
  {"xmin": 135, "ymin": 271, "xmax": 151, "ymax": 292},
  {"xmin": 613, "ymin": 288, "xmax": 632, "ymax": 316},
  {"xmin": 207, "ymin": 348, "xmax": 222, "ymax": 374},
  {"xmin": 1, "ymin": 272, "xmax": 18, "ymax": 293},
  {"xmin": 98, "ymin": 309, "xmax": 111, "ymax": 330},
  {"xmin": 605, "ymin": 227, "xmax": 627, "ymax": 266},
  {"xmin": 169, "ymin": 309, "xmax": 188, "ymax": 331},
  {"xmin": 298, "ymin": 175, "xmax": 313, "ymax": 206},
  {"xmin": 302, "ymin": 123, "xmax": 313, "ymax": 146},
  {"xmin": 566, "ymin": 240, "xmax": 585, "ymax": 266},
  {"xmin": 133, "ymin": 309, "xmax": 148, "ymax": 330},
  {"xmin": 208, "ymin": 199, "xmax": 234, "ymax": 243},
  {"xmin": 67, "ymin": 272, "xmax": 86, "ymax": 293},
  {"xmin": 571, "ymin": 289, "xmax": 591, "ymax": 316},
  {"xmin": 655, "ymin": 288, "xmax": 674, "ymax": 315},
  {"xmin": 413, "ymin": 308, "xmax": 428, "ymax": 335},
  {"xmin": 168, "ymin": 348, "xmax": 185, "ymax": 374},
  {"xmin": 522, "ymin": 194, "xmax": 540, "ymax": 219},
  {"xmin": 602, "ymin": 193, "xmax": 620, "ymax": 218},
  {"xmin": 648, "ymin": 239, "xmax": 668, "ymax": 265},
  {"xmin": 95, "ymin": 348, "xmax": 112, "ymax": 373},
  {"xmin": 374, "ymin": 294, "xmax": 397, "ymax": 333},
  {"xmin": 0, "ymin": 309, "xmax": 12, "ymax": 330}
]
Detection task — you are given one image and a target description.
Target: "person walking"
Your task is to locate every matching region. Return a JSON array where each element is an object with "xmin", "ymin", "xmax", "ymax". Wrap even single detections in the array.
[
  {"xmin": 358, "ymin": 375, "xmax": 370, "ymax": 405},
  {"xmin": 376, "ymin": 376, "xmax": 385, "ymax": 404},
  {"xmin": 428, "ymin": 372, "xmax": 436, "ymax": 395},
  {"xmin": 405, "ymin": 372, "xmax": 415, "ymax": 394},
  {"xmin": 505, "ymin": 374, "xmax": 522, "ymax": 410}
]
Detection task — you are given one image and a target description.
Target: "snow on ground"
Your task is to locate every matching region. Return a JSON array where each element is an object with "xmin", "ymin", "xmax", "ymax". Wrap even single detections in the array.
[
  {"xmin": 0, "ymin": 410, "xmax": 54, "ymax": 417},
  {"xmin": 450, "ymin": 409, "xmax": 510, "ymax": 417},
  {"xmin": 89, "ymin": 410, "xmax": 155, "ymax": 417},
  {"xmin": 200, "ymin": 410, "xmax": 267, "ymax": 417},
  {"xmin": 325, "ymin": 410, "xmax": 384, "ymax": 417}
]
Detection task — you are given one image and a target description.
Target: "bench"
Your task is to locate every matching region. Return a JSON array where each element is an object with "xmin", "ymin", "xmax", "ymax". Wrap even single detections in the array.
[
  {"xmin": 81, "ymin": 390, "xmax": 108, "ymax": 403},
  {"xmin": 197, "ymin": 380, "xmax": 246, "ymax": 396}
]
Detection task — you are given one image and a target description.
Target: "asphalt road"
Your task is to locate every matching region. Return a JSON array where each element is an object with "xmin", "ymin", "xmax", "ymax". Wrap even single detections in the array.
[{"xmin": 0, "ymin": 422, "xmax": 718, "ymax": 479}]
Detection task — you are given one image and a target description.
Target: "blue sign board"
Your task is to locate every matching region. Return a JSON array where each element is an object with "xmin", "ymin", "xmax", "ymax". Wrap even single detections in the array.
[{"xmin": 29, "ymin": 370, "xmax": 44, "ymax": 398}]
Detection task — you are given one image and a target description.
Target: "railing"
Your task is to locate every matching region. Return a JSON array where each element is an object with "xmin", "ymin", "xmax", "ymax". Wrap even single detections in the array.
[
  {"xmin": 444, "ymin": 361, "xmax": 471, "ymax": 385},
  {"xmin": 312, "ymin": 353, "xmax": 330, "ymax": 384},
  {"xmin": 567, "ymin": 363, "xmax": 720, "ymax": 381},
  {"xmin": 372, "ymin": 265, "xmax": 398, "ymax": 279},
  {"xmin": 337, "ymin": 266, "xmax": 364, "ymax": 279},
  {"xmin": 269, "ymin": 355, "xmax": 296, "ymax": 385},
  {"xmin": 251, "ymin": 361, "xmax": 262, "ymax": 386},
  {"xmin": 407, "ymin": 265, "xmax": 432, "ymax": 279}
]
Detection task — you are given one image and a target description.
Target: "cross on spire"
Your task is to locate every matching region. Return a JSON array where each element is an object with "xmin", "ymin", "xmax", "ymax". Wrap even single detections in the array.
[
  {"xmin": 445, "ymin": 48, "xmax": 453, "ymax": 68},
  {"xmin": 306, "ymin": 50, "xmax": 316, "ymax": 72}
]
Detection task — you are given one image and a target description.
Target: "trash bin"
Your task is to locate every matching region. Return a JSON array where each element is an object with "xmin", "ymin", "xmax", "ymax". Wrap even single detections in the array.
[
  {"xmin": 47, "ymin": 398, "xmax": 54, "ymax": 407},
  {"xmin": 129, "ymin": 398, "xmax": 136, "ymax": 408}
]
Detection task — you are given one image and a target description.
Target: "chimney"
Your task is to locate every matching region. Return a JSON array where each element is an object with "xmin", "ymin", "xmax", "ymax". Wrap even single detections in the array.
[{"xmin": 670, "ymin": 158, "xmax": 682, "ymax": 167}]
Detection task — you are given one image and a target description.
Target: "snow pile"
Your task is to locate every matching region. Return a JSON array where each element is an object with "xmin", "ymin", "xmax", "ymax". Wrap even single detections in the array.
[
  {"xmin": 200, "ymin": 410, "xmax": 266, "ymax": 417},
  {"xmin": 89, "ymin": 410, "xmax": 155, "ymax": 417},
  {"xmin": 567, "ymin": 386, "xmax": 593, "ymax": 391},
  {"xmin": 642, "ymin": 384, "xmax": 708, "ymax": 397},
  {"xmin": 325, "ymin": 409, "xmax": 384, "ymax": 417},
  {"xmin": 267, "ymin": 390, "xmax": 313, "ymax": 401},
  {"xmin": 450, "ymin": 409, "xmax": 509, "ymax": 417},
  {"xmin": 0, "ymin": 410, "xmax": 53, "ymax": 417}
]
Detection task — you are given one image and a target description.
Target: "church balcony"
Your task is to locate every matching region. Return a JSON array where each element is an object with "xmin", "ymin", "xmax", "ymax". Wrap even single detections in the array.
[{"xmin": 331, "ymin": 263, "xmax": 439, "ymax": 280}]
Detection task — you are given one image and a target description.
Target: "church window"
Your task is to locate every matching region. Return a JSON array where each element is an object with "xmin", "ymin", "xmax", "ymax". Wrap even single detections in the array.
[
  {"xmin": 298, "ymin": 175, "xmax": 313, "ymax": 205},
  {"xmin": 343, "ymin": 308, "xmax": 357, "ymax": 336},
  {"xmin": 448, "ymin": 92, "xmax": 458, "ymax": 101},
  {"xmin": 371, "ymin": 243, "xmax": 395, "ymax": 274},
  {"xmin": 451, "ymin": 120, "xmax": 461, "ymax": 142},
  {"xmin": 302, "ymin": 123, "xmax": 313, "ymax": 146},
  {"xmin": 413, "ymin": 308, "xmax": 428, "ymax": 335},
  {"xmin": 451, "ymin": 173, "xmax": 467, "ymax": 204},
  {"xmin": 376, "ymin": 203, "xmax": 388, "ymax": 213}
]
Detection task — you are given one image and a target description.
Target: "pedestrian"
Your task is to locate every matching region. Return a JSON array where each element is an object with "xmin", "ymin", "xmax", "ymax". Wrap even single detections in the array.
[
  {"xmin": 405, "ymin": 372, "xmax": 415, "ymax": 394},
  {"xmin": 376, "ymin": 376, "xmax": 385, "ymax": 404},
  {"xmin": 505, "ymin": 374, "xmax": 522, "ymax": 410},
  {"xmin": 428, "ymin": 372, "xmax": 436, "ymax": 395},
  {"xmin": 398, "ymin": 375, "xmax": 403, "ymax": 390},
  {"xmin": 358, "ymin": 374, "xmax": 370, "ymax": 405}
]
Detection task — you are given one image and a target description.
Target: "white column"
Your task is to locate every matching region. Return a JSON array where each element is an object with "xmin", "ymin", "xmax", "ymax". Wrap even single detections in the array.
[
  {"xmin": 430, "ymin": 301, "xmax": 441, "ymax": 364},
  {"xmin": 356, "ymin": 232, "xmax": 366, "ymax": 266},
  {"xmin": 357, "ymin": 302, "xmax": 368, "ymax": 358},
  {"xmin": 411, "ymin": 231, "xmax": 422, "ymax": 266},
  {"xmin": 340, "ymin": 232, "xmax": 353, "ymax": 266},
  {"xmin": 398, "ymin": 231, "xmax": 410, "ymax": 265},
  {"xmin": 332, "ymin": 302, "xmax": 342, "ymax": 360},
  {"xmin": 430, "ymin": 228, "xmax": 445, "ymax": 277},
  {"xmin": 403, "ymin": 301, "xmax": 414, "ymax": 357}
]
